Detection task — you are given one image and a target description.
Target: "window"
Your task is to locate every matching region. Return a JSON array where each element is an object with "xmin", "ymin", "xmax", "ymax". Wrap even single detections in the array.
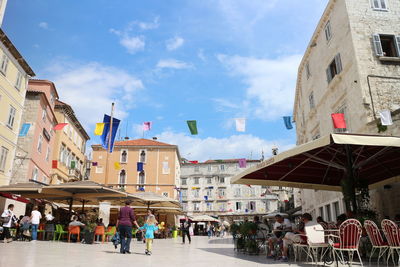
[
  {"xmin": 0, "ymin": 146, "xmax": 9, "ymax": 172},
  {"xmin": 162, "ymin": 192, "xmax": 169, "ymax": 197},
  {"xmin": 250, "ymin": 188, "xmax": 256, "ymax": 197},
  {"xmin": 193, "ymin": 177, "xmax": 199, "ymax": 185},
  {"xmin": 37, "ymin": 135, "xmax": 43, "ymax": 153},
  {"xmin": 234, "ymin": 188, "xmax": 241, "ymax": 197},
  {"xmin": 206, "ymin": 202, "xmax": 213, "ymax": 211},
  {"xmin": 95, "ymin": 166, "xmax": 103, "ymax": 173},
  {"xmin": 309, "ymin": 92, "xmax": 315, "ymax": 109},
  {"xmin": 15, "ymin": 72, "xmax": 23, "ymax": 90},
  {"xmin": 325, "ymin": 204, "xmax": 332, "ymax": 222},
  {"xmin": 206, "ymin": 177, "xmax": 212, "ymax": 184},
  {"xmin": 206, "ymin": 188, "xmax": 213, "ymax": 197},
  {"xmin": 182, "ymin": 202, "xmax": 188, "ymax": 211},
  {"xmin": 138, "ymin": 171, "xmax": 145, "ymax": 185},
  {"xmin": 193, "ymin": 189, "xmax": 200, "ymax": 198},
  {"xmin": 0, "ymin": 54, "xmax": 9, "ymax": 75},
  {"xmin": 236, "ymin": 202, "xmax": 242, "ymax": 211},
  {"xmin": 319, "ymin": 207, "xmax": 324, "ymax": 220},
  {"xmin": 139, "ymin": 150, "xmax": 146, "ymax": 163},
  {"xmin": 218, "ymin": 202, "xmax": 226, "ymax": 211},
  {"xmin": 42, "ymin": 109, "xmax": 47, "ymax": 122},
  {"xmin": 326, "ymin": 53, "xmax": 342, "ymax": 83},
  {"xmin": 305, "ymin": 62, "xmax": 311, "ymax": 79},
  {"xmin": 220, "ymin": 165, "xmax": 225, "ymax": 171},
  {"xmin": 162, "ymin": 161, "xmax": 170, "ymax": 174},
  {"xmin": 219, "ymin": 176, "xmax": 225, "ymax": 184},
  {"xmin": 32, "ymin": 167, "xmax": 38, "ymax": 181},
  {"xmin": 193, "ymin": 202, "xmax": 200, "ymax": 211},
  {"xmin": 372, "ymin": 0, "xmax": 387, "ymax": 10},
  {"xmin": 50, "ymin": 92, "xmax": 55, "ymax": 105},
  {"xmin": 324, "ymin": 21, "xmax": 332, "ymax": 41},
  {"xmin": 6, "ymin": 105, "xmax": 16, "ymax": 129},
  {"xmin": 249, "ymin": 201, "xmax": 256, "ymax": 211},
  {"xmin": 181, "ymin": 189, "xmax": 187, "ymax": 198},
  {"xmin": 194, "ymin": 166, "xmax": 199, "ymax": 172},
  {"xmin": 207, "ymin": 165, "xmax": 211, "ymax": 172},
  {"xmin": 45, "ymin": 147, "xmax": 50, "ymax": 162},
  {"xmin": 181, "ymin": 178, "xmax": 187, "ymax": 185},
  {"xmin": 333, "ymin": 201, "xmax": 340, "ymax": 219},
  {"xmin": 59, "ymin": 144, "xmax": 66, "ymax": 164},
  {"xmin": 119, "ymin": 170, "xmax": 126, "ymax": 189},
  {"xmin": 372, "ymin": 34, "xmax": 400, "ymax": 57},
  {"xmin": 218, "ymin": 188, "xmax": 225, "ymax": 198},
  {"xmin": 120, "ymin": 150, "xmax": 127, "ymax": 163}
]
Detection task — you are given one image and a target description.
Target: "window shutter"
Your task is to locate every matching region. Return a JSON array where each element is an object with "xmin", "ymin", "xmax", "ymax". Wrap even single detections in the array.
[
  {"xmin": 335, "ymin": 53, "xmax": 343, "ymax": 73},
  {"xmin": 372, "ymin": 34, "xmax": 384, "ymax": 56},
  {"xmin": 394, "ymin": 36, "xmax": 400, "ymax": 57},
  {"xmin": 326, "ymin": 68, "xmax": 332, "ymax": 83},
  {"xmin": 380, "ymin": 0, "xmax": 387, "ymax": 9}
]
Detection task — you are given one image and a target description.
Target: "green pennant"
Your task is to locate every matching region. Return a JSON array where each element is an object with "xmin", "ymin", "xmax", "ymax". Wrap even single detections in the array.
[{"xmin": 187, "ymin": 120, "xmax": 198, "ymax": 135}]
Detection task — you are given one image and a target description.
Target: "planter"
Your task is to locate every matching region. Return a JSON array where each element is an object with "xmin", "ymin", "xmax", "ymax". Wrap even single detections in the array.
[
  {"xmin": 83, "ymin": 230, "xmax": 94, "ymax": 244},
  {"xmin": 172, "ymin": 230, "xmax": 178, "ymax": 238}
]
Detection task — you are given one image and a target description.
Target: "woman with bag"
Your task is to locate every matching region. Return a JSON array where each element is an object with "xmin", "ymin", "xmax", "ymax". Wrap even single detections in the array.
[{"xmin": 1, "ymin": 204, "xmax": 18, "ymax": 243}]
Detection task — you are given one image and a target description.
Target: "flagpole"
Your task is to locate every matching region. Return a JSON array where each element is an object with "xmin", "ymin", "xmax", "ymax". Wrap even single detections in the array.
[{"xmin": 104, "ymin": 102, "xmax": 115, "ymax": 186}]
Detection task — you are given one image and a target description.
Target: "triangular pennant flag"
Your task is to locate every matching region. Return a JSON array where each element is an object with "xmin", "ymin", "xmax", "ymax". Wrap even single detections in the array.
[
  {"xmin": 19, "ymin": 123, "xmax": 31, "ymax": 137},
  {"xmin": 187, "ymin": 120, "xmax": 198, "ymax": 135},
  {"xmin": 92, "ymin": 162, "xmax": 98, "ymax": 166},
  {"xmin": 94, "ymin": 123, "xmax": 105, "ymax": 136},
  {"xmin": 54, "ymin": 123, "xmax": 68, "ymax": 130},
  {"xmin": 331, "ymin": 113, "xmax": 346, "ymax": 129},
  {"xmin": 283, "ymin": 116, "xmax": 293, "ymax": 130},
  {"xmin": 114, "ymin": 162, "xmax": 121, "ymax": 170},
  {"xmin": 379, "ymin": 110, "xmax": 393, "ymax": 126},
  {"xmin": 238, "ymin": 158, "xmax": 247, "ymax": 168},
  {"xmin": 235, "ymin": 118, "xmax": 246, "ymax": 132},
  {"xmin": 143, "ymin": 122, "xmax": 152, "ymax": 131}
]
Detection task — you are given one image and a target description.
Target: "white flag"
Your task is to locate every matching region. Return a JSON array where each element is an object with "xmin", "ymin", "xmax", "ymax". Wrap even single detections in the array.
[
  {"xmin": 235, "ymin": 118, "xmax": 246, "ymax": 132},
  {"xmin": 379, "ymin": 110, "xmax": 393, "ymax": 126}
]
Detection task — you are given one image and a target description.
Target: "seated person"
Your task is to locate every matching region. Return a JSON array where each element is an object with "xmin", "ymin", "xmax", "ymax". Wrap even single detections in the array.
[
  {"xmin": 267, "ymin": 214, "xmax": 292, "ymax": 258},
  {"xmin": 97, "ymin": 218, "xmax": 105, "ymax": 227},
  {"xmin": 281, "ymin": 213, "xmax": 313, "ymax": 262},
  {"xmin": 69, "ymin": 215, "xmax": 85, "ymax": 227},
  {"xmin": 336, "ymin": 214, "xmax": 347, "ymax": 228},
  {"xmin": 256, "ymin": 218, "xmax": 270, "ymax": 239}
]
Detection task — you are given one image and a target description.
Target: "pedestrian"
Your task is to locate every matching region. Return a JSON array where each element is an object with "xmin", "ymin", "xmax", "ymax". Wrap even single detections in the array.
[
  {"xmin": 181, "ymin": 216, "xmax": 191, "ymax": 244},
  {"xmin": 207, "ymin": 222, "xmax": 212, "ymax": 239},
  {"xmin": 30, "ymin": 206, "xmax": 42, "ymax": 242},
  {"xmin": 139, "ymin": 215, "xmax": 159, "ymax": 255},
  {"xmin": 116, "ymin": 200, "xmax": 140, "ymax": 254},
  {"xmin": 1, "ymin": 204, "xmax": 18, "ymax": 243}
]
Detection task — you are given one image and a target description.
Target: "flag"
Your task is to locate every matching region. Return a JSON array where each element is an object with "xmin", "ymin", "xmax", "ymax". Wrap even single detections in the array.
[
  {"xmin": 19, "ymin": 123, "xmax": 31, "ymax": 137},
  {"xmin": 100, "ymin": 114, "xmax": 121, "ymax": 152},
  {"xmin": 137, "ymin": 162, "xmax": 144, "ymax": 172},
  {"xmin": 188, "ymin": 160, "xmax": 198, "ymax": 164},
  {"xmin": 94, "ymin": 123, "xmax": 105, "ymax": 135},
  {"xmin": 143, "ymin": 122, "xmax": 152, "ymax": 131},
  {"xmin": 70, "ymin": 161, "xmax": 76, "ymax": 169},
  {"xmin": 187, "ymin": 120, "xmax": 198, "ymax": 135},
  {"xmin": 204, "ymin": 196, "xmax": 208, "ymax": 200},
  {"xmin": 52, "ymin": 160, "xmax": 58, "ymax": 169},
  {"xmin": 54, "ymin": 123, "xmax": 68, "ymax": 130},
  {"xmin": 238, "ymin": 158, "xmax": 247, "ymax": 168},
  {"xmin": 379, "ymin": 110, "xmax": 393, "ymax": 126},
  {"xmin": 92, "ymin": 162, "xmax": 98, "ymax": 166},
  {"xmin": 331, "ymin": 113, "xmax": 346, "ymax": 129},
  {"xmin": 283, "ymin": 116, "xmax": 293, "ymax": 130},
  {"xmin": 235, "ymin": 118, "xmax": 246, "ymax": 132},
  {"xmin": 114, "ymin": 162, "xmax": 121, "ymax": 170}
]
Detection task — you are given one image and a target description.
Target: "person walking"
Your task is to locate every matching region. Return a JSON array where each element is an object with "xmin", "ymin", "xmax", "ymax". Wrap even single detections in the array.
[
  {"xmin": 1, "ymin": 204, "xmax": 18, "ymax": 243},
  {"xmin": 181, "ymin": 216, "xmax": 191, "ymax": 244},
  {"xmin": 207, "ymin": 222, "xmax": 212, "ymax": 239},
  {"xmin": 117, "ymin": 200, "xmax": 140, "ymax": 254},
  {"xmin": 30, "ymin": 206, "xmax": 42, "ymax": 242},
  {"xmin": 139, "ymin": 215, "xmax": 159, "ymax": 255}
]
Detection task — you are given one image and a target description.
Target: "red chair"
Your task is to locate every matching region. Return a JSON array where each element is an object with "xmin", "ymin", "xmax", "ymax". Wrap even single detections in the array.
[
  {"xmin": 364, "ymin": 220, "xmax": 388, "ymax": 265},
  {"xmin": 93, "ymin": 226, "xmax": 105, "ymax": 243},
  {"xmin": 332, "ymin": 219, "xmax": 363, "ymax": 267},
  {"xmin": 381, "ymin": 219, "xmax": 400, "ymax": 266},
  {"xmin": 68, "ymin": 226, "xmax": 81, "ymax": 243}
]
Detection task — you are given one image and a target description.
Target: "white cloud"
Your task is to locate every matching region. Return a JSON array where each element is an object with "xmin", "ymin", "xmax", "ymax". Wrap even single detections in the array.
[
  {"xmin": 197, "ymin": 49, "xmax": 206, "ymax": 61},
  {"xmin": 38, "ymin": 22, "xmax": 48, "ymax": 29},
  {"xmin": 138, "ymin": 17, "xmax": 160, "ymax": 30},
  {"xmin": 46, "ymin": 61, "xmax": 144, "ymax": 128},
  {"xmin": 156, "ymin": 59, "xmax": 193, "ymax": 69},
  {"xmin": 157, "ymin": 131, "xmax": 294, "ymax": 161},
  {"xmin": 119, "ymin": 35, "xmax": 145, "ymax": 54},
  {"xmin": 217, "ymin": 54, "xmax": 302, "ymax": 120},
  {"xmin": 166, "ymin": 36, "xmax": 185, "ymax": 51}
]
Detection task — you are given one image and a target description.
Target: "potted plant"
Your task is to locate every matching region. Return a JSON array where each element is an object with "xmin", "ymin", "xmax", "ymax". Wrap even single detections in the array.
[{"xmin": 82, "ymin": 209, "xmax": 99, "ymax": 244}]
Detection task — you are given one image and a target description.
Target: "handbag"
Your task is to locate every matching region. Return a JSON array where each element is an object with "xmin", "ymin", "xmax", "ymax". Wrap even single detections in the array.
[{"xmin": 23, "ymin": 229, "xmax": 31, "ymax": 237}]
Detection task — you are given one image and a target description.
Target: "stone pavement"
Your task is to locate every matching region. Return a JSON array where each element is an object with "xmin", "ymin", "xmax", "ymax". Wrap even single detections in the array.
[{"xmin": 0, "ymin": 236, "xmax": 367, "ymax": 267}]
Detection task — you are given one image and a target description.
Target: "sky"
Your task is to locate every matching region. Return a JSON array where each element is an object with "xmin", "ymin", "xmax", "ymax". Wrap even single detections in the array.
[{"xmin": 3, "ymin": 0, "xmax": 329, "ymax": 161}]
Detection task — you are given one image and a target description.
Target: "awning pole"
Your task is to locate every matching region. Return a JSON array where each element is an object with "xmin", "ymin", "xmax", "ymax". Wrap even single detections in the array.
[
  {"xmin": 68, "ymin": 198, "xmax": 73, "ymax": 216},
  {"xmin": 82, "ymin": 200, "xmax": 85, "ymax": 213},
  {"xmin": 344, "ymin": 145, "xmax": 358, "ymax": 213}
]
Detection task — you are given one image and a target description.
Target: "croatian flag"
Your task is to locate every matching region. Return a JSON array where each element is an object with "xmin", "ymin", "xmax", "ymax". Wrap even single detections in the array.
[{"xmin": 143, "ymin": 122, "xmax": 152, "ymax": 131}]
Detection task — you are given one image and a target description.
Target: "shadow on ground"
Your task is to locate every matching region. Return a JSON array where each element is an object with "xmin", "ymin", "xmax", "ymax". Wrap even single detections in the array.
[{"xmin": 207, "ymin": 238, "xmax": 234, "ymax": 245}]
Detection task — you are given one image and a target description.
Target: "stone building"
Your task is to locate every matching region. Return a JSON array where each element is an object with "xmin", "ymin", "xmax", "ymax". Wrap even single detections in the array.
[
  {"xmin": 293, "ymin": 0, "xmax": 400, "ymax": 220},
  {"xmin": 12, "ymin": 80, "xmax": 59, "ymax": 184},
  {"xmin": 180, "ymin": 159, "xmax": 279, "ymax": 222}
]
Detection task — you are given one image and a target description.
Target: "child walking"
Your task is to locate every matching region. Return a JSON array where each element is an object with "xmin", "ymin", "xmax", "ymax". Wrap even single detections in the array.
[{"xmin": 139, "ymin": 215, "xmax": 159, "ymax": 255}]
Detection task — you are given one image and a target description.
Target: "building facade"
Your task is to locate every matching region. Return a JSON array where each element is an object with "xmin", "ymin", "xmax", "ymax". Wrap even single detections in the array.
[
  {"xmin": 180, "ymin": 160, "xmax": 279, "ymax": 221},
  {"xmin": 293, "ymin": 0, "xmax": 400, "ymax": 220},
  {"xmin": 90, "ymin": 138, "xmax": 181, "ymax": 199},
  {"xmin": 51, "ymin": 100, "xmax": 90, "ymax": 184},
  {"xmin": 0, "ymin": 29, "xmax": 35, "ymax": 186},
  {"xmin": 12, "ymin": 80, "xmax": 59, "ymax": 184}
]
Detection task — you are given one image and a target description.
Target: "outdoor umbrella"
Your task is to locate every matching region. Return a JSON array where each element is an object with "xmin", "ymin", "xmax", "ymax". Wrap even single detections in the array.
[
  {"xmin": 263, "ymin": 212, "xmax": 289, "ymax": 218},
  {"xmin": 190, "ymin": 215, "xmax": 220, "ymax": 222},
  {"xmin": 232, "ymin": 133, "xmax": 400, "ymax": 212},
  {"xmin": 130, "ymin": 191, "xmax": 181, "ymax": 209}
]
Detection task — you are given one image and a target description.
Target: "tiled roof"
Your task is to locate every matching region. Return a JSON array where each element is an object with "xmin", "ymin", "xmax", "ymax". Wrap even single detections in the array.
[{"xmin": 114, "ymin": 138, "xmax": 175, "ymax": 147}]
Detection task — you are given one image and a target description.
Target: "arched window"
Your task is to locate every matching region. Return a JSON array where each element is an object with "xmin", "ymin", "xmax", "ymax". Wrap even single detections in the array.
[
  {"xmin": 138, "ymin": 171, "xmax": 145, "ymax": 185},
  {"xmin": 121, "ymin": 150, "xmax": 127, "ymax": 163},
  {"xmin": 119, "ymin": 170, "xmax": 126, "ymax": 189},
  {"xmin": 140, "ymin": 150, "xmax": 146, "ymax": 163}
]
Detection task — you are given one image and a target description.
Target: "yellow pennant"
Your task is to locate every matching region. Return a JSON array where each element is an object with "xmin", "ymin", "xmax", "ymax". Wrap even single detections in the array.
[
  {"xmin": 94, "ymin": 123, "xmax": 105, "ymax": 136},
  {"xmin": 114, "ymin": 162, "xmax": 121, "ymax": 170}
]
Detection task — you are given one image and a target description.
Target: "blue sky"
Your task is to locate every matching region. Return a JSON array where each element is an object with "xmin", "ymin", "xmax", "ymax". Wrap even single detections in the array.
[{"xmin": 4, "ymin": 0, "xmax": 328, "ymax": 161}]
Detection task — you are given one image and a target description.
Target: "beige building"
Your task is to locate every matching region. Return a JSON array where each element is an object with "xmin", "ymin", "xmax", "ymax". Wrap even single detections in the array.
[
  {"xmin": 0, "ymin": 29, "xmax": 35, "ymax": 186},
  {"xmin": 90, "ymin": 138, "xmax": 181, "ymax": 199},
  {"xmin": 51, "ymin": 100, "xmax": 90, "ymax": 184},
  {"xmin": 293, "ymin": 0, "xmax": 400, "ymax": 220}
]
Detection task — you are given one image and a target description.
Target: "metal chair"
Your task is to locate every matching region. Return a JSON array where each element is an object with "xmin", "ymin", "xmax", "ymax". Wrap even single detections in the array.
[
  {"xmin": 332, "ymin": 219, "xmax": 363, "ymax": 267},
  {"xmin": 364, "ymin": 220, "xmax": 388, "ymax": 265},
  {"xmin": 381, "ymin": 219, "xmax": 400, "ymax": 267}
]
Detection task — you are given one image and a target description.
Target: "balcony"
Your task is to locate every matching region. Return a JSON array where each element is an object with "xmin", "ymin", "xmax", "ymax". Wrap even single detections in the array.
[{"xmin": 68, "ymin": 169, "xmax": 82, "ymax": 181}]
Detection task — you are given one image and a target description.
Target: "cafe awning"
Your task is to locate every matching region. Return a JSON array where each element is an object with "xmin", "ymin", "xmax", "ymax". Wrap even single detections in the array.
[
  {"xmin": 231, "ymin": 133, "xmax": 400, "ymax": 191},
  {"xmin": 130, "ymin": 192, "xmax": 181, "ymax": 209},
  {"xmin": 190, "ymin": 215, "xmax": 220, "ymax": 222}
]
